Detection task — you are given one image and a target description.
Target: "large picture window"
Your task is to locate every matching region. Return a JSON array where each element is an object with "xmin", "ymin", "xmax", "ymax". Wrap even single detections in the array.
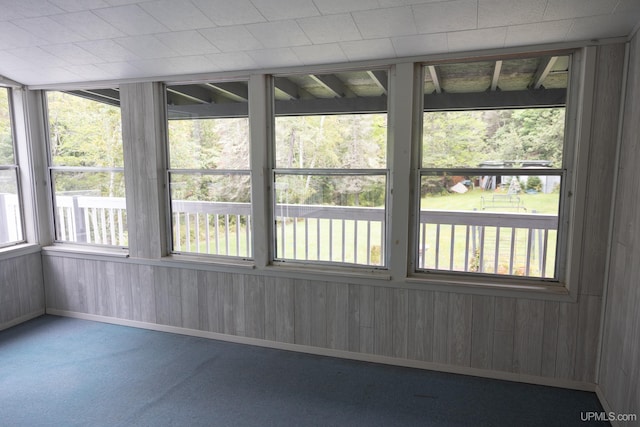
[
  {"xmin": 47, "ymin": 90, "xmax": 127, "ymax": 247},
  {"xmin": 167, "ymin": 81, "xmax": 251, "ymax": 258},
  {"xmin": 0, "ymin": 87, "xmax": 23, "ymax": 246},
  {"xmin": 273, "ymin": 70, "xmax": 388, "ymax": 267},
  {"xmin": 417, "ymin": 55, "xmax": 570, "ymax": 280}
]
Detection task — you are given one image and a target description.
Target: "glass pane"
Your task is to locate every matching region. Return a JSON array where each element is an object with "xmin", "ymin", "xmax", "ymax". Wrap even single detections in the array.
[
  {"xmin": 418, "ymin": 173, "xmax": 560, "ymax": 278},
  {"xmin": 169, "ymin": 173, "xmax": 251, "ymax": 258},
  {"xmin": 275, "ymin": 114, "xmax": 387, "ymax": 169},
  {"xmin": 52, "ymin": 171, "xmax": 127, "ymax": 246},
  {"xmin": 274, "ymin": 174, "xmax": 386, "ymax": 266},
  {"xmin": 0, "ymin": 88, "xmax": 14, "ymax": 165},
  {"xmin": 422, "ymin": 108, "xmax": 565, "ymax": 168},
  {"xmin": 0, "ymin": 169, "xmax": 23, "ymax": 244},
  {"xmin": 168, "ymin": 117, "xmax": 249, "ymax": 170},
  {"xmin": 47, "ymin": 91, "xmax": 123, "ymax": 167}
]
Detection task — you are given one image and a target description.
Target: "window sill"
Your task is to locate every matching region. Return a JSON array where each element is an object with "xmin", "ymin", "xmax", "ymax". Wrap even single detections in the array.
[
  {"xmin": 41, "ymin": 244, "xmax": 129, "ymax": 259},
  {"xmin": 0, "ymin": 243, "xmax": 41, "ymax": 261},
  {"xmin": 265, "ymin": 261, "xmax": 392, "ymax": 282},
  {"xmin": 406, "ymin": 271, "xmax": 573, "ymax": 301},
  {"xmin": 162, "ymin": 253, "xmax": 256, "ymax": 271}
]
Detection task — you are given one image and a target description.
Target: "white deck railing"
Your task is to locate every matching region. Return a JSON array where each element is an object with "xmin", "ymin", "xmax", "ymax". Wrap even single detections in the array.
[
  {"xmin": 48, "ymin": 195, "xmax": 557, "ymax": 277},
  {"xmin": 0, "ymin": 193, "xmax": 23, "ymax": 243}
]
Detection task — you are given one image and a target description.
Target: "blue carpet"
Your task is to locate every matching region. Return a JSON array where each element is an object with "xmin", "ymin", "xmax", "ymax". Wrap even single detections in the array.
[{"xmin": 0, "ymin": 316, "xmax": 608, "ymax": 426}]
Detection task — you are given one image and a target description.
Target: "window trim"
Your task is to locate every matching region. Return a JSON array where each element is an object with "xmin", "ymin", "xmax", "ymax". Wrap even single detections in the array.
[
  {"xmin": 0, "ymin": 86, "xmax": 26, "ymax": 248},
  {"xmin": 407, "ymin": 48, "xmax": 588, "ymax": 296},
  {"xmin": 44, "ymin": 90, "xmax": 128, "ymax": 249}
]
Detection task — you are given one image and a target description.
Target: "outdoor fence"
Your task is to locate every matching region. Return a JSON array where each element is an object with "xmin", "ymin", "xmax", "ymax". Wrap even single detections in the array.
[{"xmin": 46, "ymin": 195, "xmax": 557, "ymax": 278}]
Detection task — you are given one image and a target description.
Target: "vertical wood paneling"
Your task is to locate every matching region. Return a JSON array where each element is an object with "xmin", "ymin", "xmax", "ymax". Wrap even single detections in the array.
[
  {"xmin": 294, "ymin": 280, "xmax": 311, "ymax": 345},
  {"xmin": 392, "ymin": 289, "xmax": 408, "ymax": 359},
  {"xmin": 574, "ymin": 295, "xmax": 601, "ymax": 382},
  {"xmin": 0, "ymin": 257, "xmax": 18, "ymax": 322},
  {"xmin": 197, "ymin": 270, "xmax": 219, "ymax": 333},
  {"xmin": 541, "ymin": 301, "xmax": 559, "ymax": 377},
  {"xmin": 326, "ymin": 282, "xmax": 348, "ymax": 351},
  {"xmin": 432, "ymin": 291, "xmax": 449, "ymax": 363},
  {"xmin": 407, "ymin": 289, "xmax": 434, "ymax": 362},
  {"xmin": 513, "ymin": 299, "xmax": 545, "ymax": 375},
  {"xmin": 358, "ymin": 285, "xmax": 375, "ymax": 354},
  {"xmin": 232, "ymin": 274, "xmax": 245, "ymax": 336},
  {"xmin": 471, "ymin": 295, "xmax": 495, "ymax": 369},
  {"xmin": 310, "ymin": 281, "xmax": 327, "ymax": 348},
  {"xmin": 62, "ymin": 257, "xmax": 80, "ymax": 312},
  {"xmin": 374, "ymin": 287, "xmax": 393, "ymax": 357},
  {"xmin": 263, "ymin": 276, "xmax": 277, "ymax": 341},
  {"xmin": 347, "ymin": 284, "xmax": 360, "ymax": 352},
  {"xmin": 492, "ymin": 297, "xmax": 516, "ymax": 372},
  {"xmin": 180, "ymin": 269, "xmax": 198, "ymax": 329},
  {"xmin": 218, "ymin": 272, "xmax": 235, "ymax": 335},
  {"xmin": 24, "ymin": 253, "xmax": 45, "ymax": 314},
  {"xmin": 133, "ymin": 264, "xmax": 157, "ymax": 323},
  {"xmin": 96, "ymin": 261, "xmax": 116, "ymax": 317},
  {"xmin": 448, "ymin": 294, "xmax": 472, "ymax": 366},
  {"xmin": 1, "ymin": 254, "xmax": 44, "ymax": 326},
  {"xmin": 275, "ymin": 278, "xmax": 295, "ymax": 344},
  {"xmin": 579, "ymin": 43, "xmax": 625, "ymax": 297},
  {"xmin": 114, "ymin": 262, "xmax": 133, "ymax": 320},
  {"xmin": 244, "ymin": 275, "xmax": 265, "ymax": 339},
  {"xmin": 555, "ymin": 300, "xmax": 579, "ymax": 379}
]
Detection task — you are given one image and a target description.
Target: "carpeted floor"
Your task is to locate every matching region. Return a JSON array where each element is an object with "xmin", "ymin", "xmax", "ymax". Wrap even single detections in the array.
[{"xmin": 0, "ymin": 315, "xmax": 608, "ymax": 426}]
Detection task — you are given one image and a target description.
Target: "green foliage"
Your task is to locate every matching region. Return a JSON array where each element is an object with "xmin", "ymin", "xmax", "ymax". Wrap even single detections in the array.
[{"xmin": 526, "ymin": 176, "xmax": 542, "ymax": 192}]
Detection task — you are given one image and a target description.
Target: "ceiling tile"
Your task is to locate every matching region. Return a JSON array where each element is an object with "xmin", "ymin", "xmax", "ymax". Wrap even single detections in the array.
[
  {"xmin": 251, "ymin": 0, "xmax": 320, "ymax": 20},
  {"xmin": 297, "ymin": 13, "xmax": 362, "ymax": 44},
  {"xmin": 0, "ymin": 51, "xmax": 34, "ymax": 71},
  {"xmin": 311, "ymin": 0, "xmax": 379, "ymax": 15},
  {"xmin": 45, "ymin": 43, "xmax": 104, "ymax": 65},
  {"xmin": 6, "ymin": 46, "xmax": 70, "ymax": 68},
  {"xmin": 64, "ymin": 64, "xmax": 115, "ymax": 80},
  {"xmin": 130, "ymin": 58, "xmax": 186, "ymax": 76},
  {"xmin": 447, "ymin": 26, "xmax": 507, "ymax": 51},
  {"xmin": 478, "ymin": 0, "xmax": 546, "ymax": 28},
  {"xmin": 567, "ymin": 13, "xmax": 640, "ymax": 41},
  {"xmin": 191, "ymin": 0, "xmax": 265, "ymax": 26},
  {"xmin": 48, "ymin": 0, "xmax": 110, "ymax": 12},
  {"xmin": 352, "ymin": 6, "xmax": 417, "ymax": 38},
  {"xmin": 98, "ymin": 61, "xmax": 145, "ymax": 78},
  {"xmin": 206, "ymin": 51, "xmax": 258, "ymax": 71},
  {"xmin": 50, "ymin": 11, "xmax": 126, "ymax": 39},
  {"xmin": 114, "ymin": 35, "xmax": 177, "ymax": 59},
  {"xmin": 339, "ymin": 38, "xmax": 396, "ymax": 61},
  {"xmin": 105, "ymin": 0, "xmax": 146, "ymax": 5},
  {"xmin": 155, "ymin": 31, "xmax": 220, "ymax": 56},
  {"xmin": 391, "ymin": 33, "xmax": 448, "ymax": 57},
  {"xmin": 504, "ymin": 20, "xmax": 572, "ymax": 47},
  {"xmin": 614, "ymin": 0, "xmax": 640, "ymax": 14},
  {"xmin": 413, "ymin": 0, "xmax": 477, "ymax": 34},
  {"xmin": 246, "ymin": 21, "xmax": 312, "ymax": 48},
  {"xmin": 8, "ymin": 67, "xmax": 80, "ymax": 85},
  {"xmin": 544, "ymin": 0, "xmax": 618, "ymax": 21},
  {"xmin": 199, "ymin": 26, "xmax": 264, "ymax": 52},
  {"xmin": 246, "ymin": 47, "xmax": 304, "ymax": 68},
  {"xmin": 94, "ymin": 5, "xmax": 169, "ymax": 35},
  {"xmin": 291, "ymin": 43, "xmax": 348, "ymax": 65},
  {"xmin": 0, "ymin": 0, "xmax": 65, "ymax": 19},
  {"xmin": 0, "ymin": 22, "xmax": 45, "ymax": 49},
  {"xmin": 140, "ymin": 0, "xmax": 215, "ymax": 31},
  {"xmin": 74, "ymin": 39, "xmax": 139, "ymax": 62},
  {"xmin": 13, "ymin": 17, "xmax": 86, "ymax": 44},
  {"xmin": 164, "ymin": 55, "xmax": 222, "ymax": 75},
  {"xmin": 378, "ymin": 0, "xmax": 447, "ymax": 5}
]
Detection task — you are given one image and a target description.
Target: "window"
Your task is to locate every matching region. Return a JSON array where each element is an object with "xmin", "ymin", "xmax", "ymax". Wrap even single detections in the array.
[
  {"xmin": 417, "ymin": 55, "xmax": 570, "ymax": 280},
  {"xmin": 273, "ymin": 70, "xmax": 388, "ymax": 267},
  {"xmin": 46, "ymin": 90, "xmax": 127, "ymax": 247},
  {"xmin": 0, "ymin": 87, "xmax": 24, "ymax": 246},
  {"xmin": 166, "ymin": 81, "xmax": 251, "ymax": 258}
]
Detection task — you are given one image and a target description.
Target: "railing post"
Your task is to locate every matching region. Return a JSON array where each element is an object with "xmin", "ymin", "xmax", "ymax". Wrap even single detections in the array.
[
  {"xmin": 0, "ymin": 193, "xmax": 9, "ymax": 243},
  {"xmin": 71, "ymin": 195, "xmax": 87, "ymax": 243}
]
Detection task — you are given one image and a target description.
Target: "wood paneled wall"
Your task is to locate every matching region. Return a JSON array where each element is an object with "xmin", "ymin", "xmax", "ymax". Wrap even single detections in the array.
[
  {"xmin": 40, "ymin": 43, "xmax": 626, "ymax": 388},
  {"xmin": 0, "ymin": 251, "xmax": 44, "ymax": 330},
  {"xmin": 599, "ymin": 34, "xmax": 640, "ymax": 416}
]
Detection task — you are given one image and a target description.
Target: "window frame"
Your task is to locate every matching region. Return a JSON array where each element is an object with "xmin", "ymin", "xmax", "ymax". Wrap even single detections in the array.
[
  {"xmin": 0, "ymin": 86, "xmax": 26, "ymax": 248},
  {"xmin": 165, "ymin": 80, "xmax": 253, "ymax": 260},
  {"xmin": 269, "ymin": 69, "xmax": 391, "ymax": 269},
  {"xmin": 410, "ymin": 50, "xmax": 582, "ymax": 289},
  {"xmin": 44, "ymin": 90, "xmax": 127, "ymax": 249}
]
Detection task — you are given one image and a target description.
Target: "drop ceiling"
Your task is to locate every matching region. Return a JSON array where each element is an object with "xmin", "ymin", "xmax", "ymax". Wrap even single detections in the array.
[{"xmin": 0, "ymin": 0, "xmax": 639, "ymax": 87}]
